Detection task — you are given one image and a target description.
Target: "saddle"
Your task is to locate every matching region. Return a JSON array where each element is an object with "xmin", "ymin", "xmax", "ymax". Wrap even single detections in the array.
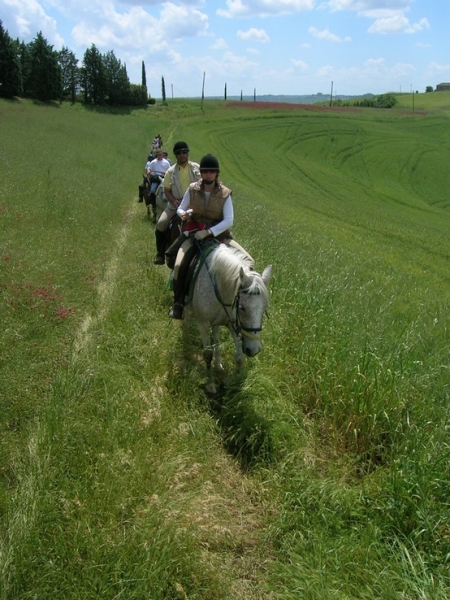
[{"xmin": 165, "ymin": 237, "xmax": 219, "ymax": 299}]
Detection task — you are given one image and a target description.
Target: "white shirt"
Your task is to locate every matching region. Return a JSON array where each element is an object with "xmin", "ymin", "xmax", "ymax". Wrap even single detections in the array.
[
  {"xmin": 148, "ymin": 157, "xmax": 170, "ymax": 177},
  {"xmin": 178, "ymin": 188, "xmax": 234, "ymax": 237}
]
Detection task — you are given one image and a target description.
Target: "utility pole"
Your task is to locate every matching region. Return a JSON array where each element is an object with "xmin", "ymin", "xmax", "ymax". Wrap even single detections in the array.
[{"xmin": 201, "ymin": 72, "xmax": 205, "ymax": 110}]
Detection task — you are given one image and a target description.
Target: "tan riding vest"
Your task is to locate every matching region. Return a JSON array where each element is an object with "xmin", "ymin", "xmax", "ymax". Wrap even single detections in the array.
[{"xmin": 188, "ymin": 181, "xmax": 232, "ymax": 227}]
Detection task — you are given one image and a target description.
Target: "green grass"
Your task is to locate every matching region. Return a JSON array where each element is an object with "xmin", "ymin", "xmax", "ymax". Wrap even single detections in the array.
[{"xmin": 1, "ymin": 97, "xmax": 449, "ymax": 599}]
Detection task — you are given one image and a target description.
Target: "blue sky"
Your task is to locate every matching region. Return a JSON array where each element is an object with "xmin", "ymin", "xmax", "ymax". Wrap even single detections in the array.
[{"xmin": 1, "ymin": 0, "xmax": 449, "ymax": 98}]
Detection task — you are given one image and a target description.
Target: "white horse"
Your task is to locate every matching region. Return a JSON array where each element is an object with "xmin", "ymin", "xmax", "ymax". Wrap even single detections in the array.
[{"xmin": 184, "ymin": 242, "xmax": 272, "ymax": 393}]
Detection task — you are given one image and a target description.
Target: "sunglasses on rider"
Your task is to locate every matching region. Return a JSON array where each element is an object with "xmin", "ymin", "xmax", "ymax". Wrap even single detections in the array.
[{"xmin": 175, "ymin": 149, "xmax": 189, "ymax": 155}]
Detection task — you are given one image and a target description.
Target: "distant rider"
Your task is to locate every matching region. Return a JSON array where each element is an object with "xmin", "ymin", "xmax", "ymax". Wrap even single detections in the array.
[
  {"xmin": 146, "ymin": 149, "xmax": 170, "ymax": 222},
  {"xmin": 153, "ymin": 141, "xmax": 201, "ymax": 265}
]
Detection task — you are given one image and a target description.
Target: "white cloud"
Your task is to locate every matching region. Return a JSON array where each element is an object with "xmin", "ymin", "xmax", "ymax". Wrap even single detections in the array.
[
  {"xmin": 2, "ymin": 0, "xmax": 64, "ymax": 47},
  {"xmin": 291, "ymin": 58, "xmax": 308, "ymax": 71},
  {"xmin": 326, "ymin": 1, "xmax": 411, "ymax": 12},
  {"xmin": 159, "ymin": 2, "xmax": 209, "ymax": 40},
  {"xmin": 324, "ymin": 0, "xmax": 430, "ymax": 36},
  {"xmin": 309, "ymin": 27, "xmax": 351, "ymax": 42},
  {"xmin": 425, "ymin": 61, "xmax": 450, "ymax": 79},
  {"xmin": 237, "ymin": 28, "xmax": 270, "ymax": 43},
  {"xmin": 211, "ymin": 37, "xmax": 228, "ymax": 50},
  {"xmin": 368, "ymin": 14, "xmax": 429, "ymax": 34},
  {"xmin": 333, "ymin": 56, "xmax": 415, "ymax": 87},
  {"xmin": 317, "ymin": 64, "xmax": 334, "ymax": 76},
  {"xmin": 198, "ymin": 51, "xmax": 259, "ymax": 79},
  {"xmin": 71, "ymin": 2, "xmax": 209, "ymax": 52},
  {"xmin": 217, "ymin": 0, "xmax": 315, "ymax": 19}
]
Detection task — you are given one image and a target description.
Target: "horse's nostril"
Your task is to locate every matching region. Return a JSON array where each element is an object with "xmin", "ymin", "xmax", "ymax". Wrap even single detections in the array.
[{"xmin": 244, "ymin": 346, "xmax": 260, "ymax": 357}]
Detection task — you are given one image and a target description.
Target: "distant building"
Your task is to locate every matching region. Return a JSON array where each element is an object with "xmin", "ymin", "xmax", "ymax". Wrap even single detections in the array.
[{"xmin": 436, "ymin": 83, "xmax": 450, "ymax": 91}]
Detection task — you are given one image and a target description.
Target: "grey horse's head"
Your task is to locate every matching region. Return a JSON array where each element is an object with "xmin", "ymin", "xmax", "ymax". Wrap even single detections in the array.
[{"xmin": 237, "ymin": 265, "xmax": 272, "ymax": 357}]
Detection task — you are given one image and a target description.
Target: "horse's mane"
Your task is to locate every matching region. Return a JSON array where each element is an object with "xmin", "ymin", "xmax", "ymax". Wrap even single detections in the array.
[{"xmin": 209, "ymin": 244, "xmax": 268, "ymax": 302}]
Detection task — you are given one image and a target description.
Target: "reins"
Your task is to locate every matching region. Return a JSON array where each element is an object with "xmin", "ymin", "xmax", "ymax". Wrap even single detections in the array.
[{"xmin": 197, "ymin": 240, "xmax": 240, "ymax": 337}]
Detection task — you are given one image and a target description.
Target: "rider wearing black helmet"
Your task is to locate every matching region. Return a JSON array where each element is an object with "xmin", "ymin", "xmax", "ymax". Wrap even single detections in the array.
[
  {"xmin": 168, "ymin": 153, "xmax": 235, "ymax": 320},
  {"xmin": 153, "ymin": 141, "xmax": 201, "ymax": 265}
]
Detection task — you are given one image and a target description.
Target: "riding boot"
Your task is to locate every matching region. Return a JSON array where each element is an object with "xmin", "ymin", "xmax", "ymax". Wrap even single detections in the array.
[
  {"xmin": 165, "ymin": 233, "xmax": 186, "ymax": 269},
  {"xmin": 148, "ymin": 192, "xmax": 156, "ymax": 223},
  {"xmin": 169, "ymin": 243, "xmax": 196, "ymax": 319},
  {"xmin": 169, "ymin": 276, "xmax": 185, "ymax": 319},
  {"xmin": 154, "ymin": 230, "xmax": 166, "ymax": 265}
]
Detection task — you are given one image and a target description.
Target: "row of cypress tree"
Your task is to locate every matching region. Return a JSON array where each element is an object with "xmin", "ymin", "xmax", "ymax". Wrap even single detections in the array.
[{"xmin": 0, "ymin": 20, "xmax": 149, "ymax": 106}]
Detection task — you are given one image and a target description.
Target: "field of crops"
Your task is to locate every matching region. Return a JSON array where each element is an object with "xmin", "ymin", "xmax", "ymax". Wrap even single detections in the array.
[{"xmin": 1, "ymin": 95, "xmax": 449, "ymax": 599}]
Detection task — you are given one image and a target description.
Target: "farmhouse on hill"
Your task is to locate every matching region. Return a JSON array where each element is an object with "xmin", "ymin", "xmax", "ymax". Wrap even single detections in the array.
[{"xmin": 436, "ymin": 82, "xmax": 450, "ymax": 91}]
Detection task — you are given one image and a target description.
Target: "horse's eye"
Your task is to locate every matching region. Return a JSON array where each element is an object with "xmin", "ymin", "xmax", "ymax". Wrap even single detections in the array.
[{"xmin": 239, "ymin": 304, "xmax": 246, "ymax": 312}]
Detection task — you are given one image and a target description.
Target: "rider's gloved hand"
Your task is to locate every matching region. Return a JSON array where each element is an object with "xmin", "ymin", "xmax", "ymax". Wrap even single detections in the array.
[{"xmin": 195, "ymin": 229, "xmax": 211, "ymax": 241}]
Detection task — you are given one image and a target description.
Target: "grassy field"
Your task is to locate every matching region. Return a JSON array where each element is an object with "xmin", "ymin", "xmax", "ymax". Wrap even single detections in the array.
[{"xmin": 1, "ymin": 95, "xmax": 449, "ymax": 599}]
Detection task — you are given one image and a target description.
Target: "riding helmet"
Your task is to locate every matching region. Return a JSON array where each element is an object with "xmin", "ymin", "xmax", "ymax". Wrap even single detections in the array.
[
  {"xmin": 172, "ymin": 141, "xmax": 189, "ymax": 154},
  {"xmin": 199, "ymin": 154, "xmax": 220, "ymax": 171}
]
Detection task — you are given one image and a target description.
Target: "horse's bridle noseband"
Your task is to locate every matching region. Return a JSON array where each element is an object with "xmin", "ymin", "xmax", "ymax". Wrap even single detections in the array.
[{"xmin": 235, "ymin": 287, "xmax": 265, "ymax": 341}]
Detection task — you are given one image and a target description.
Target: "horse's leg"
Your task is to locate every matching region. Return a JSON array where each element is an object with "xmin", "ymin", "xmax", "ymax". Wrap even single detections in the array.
[
  {"xmin": 227, "ymin": 324, "xmax": 244, "ymax": 368},
  {"xmin": 211, "ymin": 325, "xmax": 224, "ymax": 372},
  {"xmin": 198, "ymin": 323, "xmax": 216, "ymax": 394}
]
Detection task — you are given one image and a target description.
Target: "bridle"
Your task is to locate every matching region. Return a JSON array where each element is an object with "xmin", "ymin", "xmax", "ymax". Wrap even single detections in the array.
[
  {"xmin": 235, "ymin": 287, "xmax": 265, "ymax": 341},
  {"xmin": 198, "ymin": 241, "xmax": 267, "ymax": 342}
]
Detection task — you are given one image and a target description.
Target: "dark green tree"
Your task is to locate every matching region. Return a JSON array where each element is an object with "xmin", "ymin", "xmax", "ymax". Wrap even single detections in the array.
[
  {"xmin": 57, "ymin": 46, "xmax": 79, "ymax": 103},
  {"xmin": 129, "ymin": 83, "xmax": 148, "ymax": 105},
  {"xmin": 141, "ymin": 60, "xmax": 147, "ymax": 89},
  {"xmin": 103, "ymin": 50, "xmax": 130, "ymax": 105},
  {"xmin": 81, "ymin": 44, "xmax": 107, "ymax": 104},
  {"xmin": 0, "ymin": 21, "xmax": 22, "ymax": 97},
  {"xmin": 25, "ymin": 31, "xmax": 61, "ymax": 101},
  {"xmin": 224, "ymin": 83, "xmax": 227, "ymax": 100},
  {"xmin": 141, "ymin": 60, "xmax": 148, "ymax": 104},
  {"xmin": 161, "ymin": 75, "xmax": 166, "ymax": 102},
  {"xmin": 17, "ymin": 41, "xmax": 31, "ymax": 97}
]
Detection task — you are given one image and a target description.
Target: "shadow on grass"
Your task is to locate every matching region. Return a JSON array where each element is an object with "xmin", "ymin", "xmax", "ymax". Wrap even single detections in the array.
[
  {"xmin": 210, "ymin": 374, "xmax": 276, "ymax": 471},
  {"xmin": 168, "ymin": 319, "xmax": 276, "ymax": 471}
]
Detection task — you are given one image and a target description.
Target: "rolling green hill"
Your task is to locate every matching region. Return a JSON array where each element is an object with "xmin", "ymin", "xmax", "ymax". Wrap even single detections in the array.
[{"xmin": 1, "ymin": 97, "xmax": 449, "ymax": 599}]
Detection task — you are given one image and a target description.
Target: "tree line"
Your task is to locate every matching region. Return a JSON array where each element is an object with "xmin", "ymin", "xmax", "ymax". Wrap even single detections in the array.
[{"xmin": 0, "ymin": 20, "xmax": 151, "ymax": 106}]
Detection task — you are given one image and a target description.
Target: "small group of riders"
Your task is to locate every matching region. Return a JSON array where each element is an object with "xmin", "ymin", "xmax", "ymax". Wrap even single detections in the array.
[
  {"xmin": 140, "ymin": 139, "xmax": 251, "ymax": 320},
  {"xmin": 141, "ymin": 148, "xmax": 171, "ymax": 222}
]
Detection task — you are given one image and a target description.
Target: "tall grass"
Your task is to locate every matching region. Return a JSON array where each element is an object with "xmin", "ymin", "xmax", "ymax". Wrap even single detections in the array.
[{"xmin": 1, "ymin": 98, "xmax": 449, "ymax": 598}]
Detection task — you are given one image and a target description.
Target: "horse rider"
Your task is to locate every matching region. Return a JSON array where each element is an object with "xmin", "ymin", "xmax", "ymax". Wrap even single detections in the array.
[
  {"xmin": 146, "ymin": 149, "xmax": 171, "ymax": 222},
  {"xmin": 153, "ymin": 141, "xmax": 201, "ymax": 265},
  {"xmin": 168, "ymin": 153, "xmax": 251, "ymax": 320},
  {"xmin": 151, "ymin": 133, "xmax": 163, "ymax": 152}
]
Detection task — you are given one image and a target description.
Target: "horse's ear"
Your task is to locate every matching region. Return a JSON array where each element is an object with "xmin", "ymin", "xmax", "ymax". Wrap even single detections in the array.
[
  {"xmin": 262, "ymin": 265, "xmax": 273, "ymax": 284},
  {"xmin": 239, "ymin": 267, "xmax": 246, "ymax": 283}
]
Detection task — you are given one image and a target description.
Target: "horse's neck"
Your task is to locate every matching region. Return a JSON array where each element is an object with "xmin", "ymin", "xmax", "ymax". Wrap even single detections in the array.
[{"xmin": 210, "ymin": 249, "xmax": 244, "ymax": 304}]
